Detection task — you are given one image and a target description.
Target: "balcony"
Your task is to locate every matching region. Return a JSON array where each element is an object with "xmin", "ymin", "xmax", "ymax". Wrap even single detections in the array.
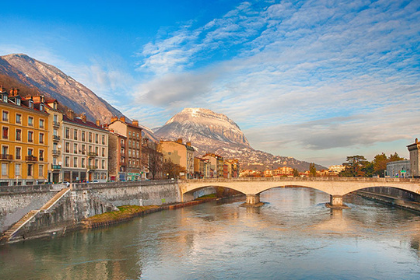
[
  {"xmin": 88, "ymin": 152, "xmax": 98, "ymax": 158},
  {"xmin": 53, "ymin": 135, "xmax": 61, "ymax": 141},
  {"xmin": 87, "ymin": 165, "xmax": 98, "ymax": 171},
  {"xmin": 0, "ymin": 154, "xmax": 13, "ymax": 161},
  {"xmin": 25, "ymin": 155, "xmax": 38, "ymax": 162},
  {"xmin": 52, "ymin": 150, "xmax": 61, "ymax": 156},
  {"xmin": 53, "ymin": 121, "xmax": 60, "ymax": 128},
  {"xmin": 51, "ymin": 164, "xmax": 61, "ymax": 170}
]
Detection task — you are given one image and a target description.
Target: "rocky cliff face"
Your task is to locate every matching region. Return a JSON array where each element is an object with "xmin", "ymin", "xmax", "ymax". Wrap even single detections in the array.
[
  {"xmin": 155, "ymin": 108, "xmax": 325, "ymax": 171},
  {"xmin": 0, "ymin": 53, "xmax": 123, "ymax": 123}
]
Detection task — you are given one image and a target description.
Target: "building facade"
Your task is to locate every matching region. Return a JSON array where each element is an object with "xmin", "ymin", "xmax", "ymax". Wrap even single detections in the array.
[
  {"xmin": 408, "ymin": 139, "xmax": 420, "ymax": 178},
  {"xmin": 108, "ymin": 117, "xmax": 143, "ymax": 181},
  {"xmin": 386, "ymin": 160, "xmax": 410, "ymax": 178},
  {"xmin": 60, "ymin": 113, "xmax": 109, "ymax": 183},
  {"xmin": 0, "ymin": 89, "xmax": 49, "ymax": 186},
  {"xmin": 159, "ymin": 139, "xmax": 195, "ymax": 179},
  {"xmin": 108, "ymin": 131, "xmax": 127, "ymax": 181}
]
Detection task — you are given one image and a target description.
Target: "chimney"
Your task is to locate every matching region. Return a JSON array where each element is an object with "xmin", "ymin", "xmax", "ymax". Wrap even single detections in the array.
[
  {"xmin": 416, "ymin": 138, "xmax": 418, "ymax": 144},
  {"xmin": 186, "ymin": 141, "xmax": 191, "ymax": 147},
  {"xmin": 0, "ymin": 85, "xmax": 4, "ymax": 93},
  {"xmin": 14, "ymin": 88, "xmax": 19, "ymax": 96},
  {"xmin": 40, "ymin": 95, "xmax": 45, "ymax": 103},
  {"xmin": 132, "ymin": 119, "xmax": 139, "ymax": 127},
  {"xmin": 81, "ymin": 113, "xmax": 87, "ymax": 123},
  {"xmin": 96, "ymin": 120, "xmax": 101, "ymax": 127},
  {"xmin": 120, "ymin": 116, "xmax": 126, "ymax": 123},
  {"xmin": 67, "ymin": 110, "xmax": 75, "ymax": 121},
  {"xmin": 177, "ymin": 138, "xmax": 183, "ymax": 144},
  {"xmin": 111, "ymin": 116, "xmax": 118, "ymax": 123}
]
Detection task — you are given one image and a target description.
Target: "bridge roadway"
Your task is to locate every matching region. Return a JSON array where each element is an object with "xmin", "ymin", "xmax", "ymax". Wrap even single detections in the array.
[{"xmin": 179, "ymin": 177, "xmax": 420, "ymax": 208}]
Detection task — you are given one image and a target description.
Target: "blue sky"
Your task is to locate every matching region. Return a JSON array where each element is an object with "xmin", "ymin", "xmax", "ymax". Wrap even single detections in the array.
[{"xmin": 1, "ymin": 0, "xmax": 419, "ymax": 166}]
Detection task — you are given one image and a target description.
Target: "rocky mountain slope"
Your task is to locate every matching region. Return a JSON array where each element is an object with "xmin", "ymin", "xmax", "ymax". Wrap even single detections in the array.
[
  {"xmin": 155, "ymin": 108, "xmax": 326, "ymax": 172},
  {"xmin": 0, "ymin": 53, "xmax": 123, "ymax": 123}
]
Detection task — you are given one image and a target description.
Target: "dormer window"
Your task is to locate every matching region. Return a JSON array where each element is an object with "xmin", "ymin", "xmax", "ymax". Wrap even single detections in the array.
[
  {"xmin": 16, "ymin": 98, "xmax": 21, "ymax": 106},
  {"xmin": 29, "ymin": 100, "xmax": 33, "ymax": 109},
  {"xmin": 40, "ymin": 104, "xmax": 44, "ymax": 111},
  {"xmin": 2, "ymin": 95, "xmax": 7, "ymax": 103}
]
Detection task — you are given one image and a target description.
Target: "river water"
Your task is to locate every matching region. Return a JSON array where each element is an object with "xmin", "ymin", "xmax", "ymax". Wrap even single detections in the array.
[{"xmin": 1, "ymin": 187, "xmax": 420, "ymax": 279}]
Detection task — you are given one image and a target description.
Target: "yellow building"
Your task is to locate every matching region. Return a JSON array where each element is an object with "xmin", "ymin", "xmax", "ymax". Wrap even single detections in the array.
[
  {"xmin": 159, "ymin": 138, "xmax": 195, "ymax": 179},
  {"xmin": 0, "ymin": 89, "xmax": 49, "ymax": 186}
]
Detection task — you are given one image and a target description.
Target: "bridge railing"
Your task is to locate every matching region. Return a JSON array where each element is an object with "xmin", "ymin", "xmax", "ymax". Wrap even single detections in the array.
[{"xmin": 179, "ymin": 177, "xmax": 420, "ymax": 184}]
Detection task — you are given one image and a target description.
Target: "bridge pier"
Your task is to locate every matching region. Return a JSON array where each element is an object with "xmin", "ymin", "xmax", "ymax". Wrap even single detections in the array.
[
  {"xmin": 241, "ymin": 194, "xmax": 264, "ymax": 207},
  {"xmin": 326, "ymin": 195, "xmax": 350, "ymax": 209}
]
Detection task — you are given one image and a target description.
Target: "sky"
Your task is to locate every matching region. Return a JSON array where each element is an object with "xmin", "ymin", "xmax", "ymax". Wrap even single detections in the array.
[{"xmin": 0, "ymin": 0, "xmax": 419, "ymax": 167}]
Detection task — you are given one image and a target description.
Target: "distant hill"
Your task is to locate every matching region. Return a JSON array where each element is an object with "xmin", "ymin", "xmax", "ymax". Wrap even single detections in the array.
[{"xmin": 155, "ymin": 108, "xmax": 326, "ymax": 172}]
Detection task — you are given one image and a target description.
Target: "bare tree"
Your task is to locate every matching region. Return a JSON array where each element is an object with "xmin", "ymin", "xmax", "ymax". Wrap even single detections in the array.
[{"xmin": 141, "ymin": 139, "xmax": 163, "ymax": 180}]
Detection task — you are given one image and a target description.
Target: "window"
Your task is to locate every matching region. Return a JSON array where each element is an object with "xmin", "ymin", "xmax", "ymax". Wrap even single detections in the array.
[
  {"xmin": 2, "ymin": 163, "xmax": 7, "ymax": 176},
  {"xmin": 53, "ymin": 114, "xmax": 58, "ymax": 123},
  {"xmin": 38, "ymin": 165, "xmax": 44, "ymax": 177},
  {"xmin": 28, "ymin": 116, "xmax": 33, "ymax": 126},
  {"xmin": 39, "ymin": 150, "xmax": 44, "ymax": 161},
  {"xmin": 16, "ymin": 114, "xmax": 21, "ymax": 124},
  {"xmin": 65, "ymin": 142, "xmax": 70, "ymax": 153},
  {"xmin": 102, "ymin": 160, "xmax": 105, "ymax": 169},
  {"xmin": 2, "ymin": 127, "xmax": 8, "ymax": 139},
  {"xmin": 129, "ymin": 132, "xmax": 132, "ymax": 136},
  {"xmin": 82, "ymin": 144, "xmax": 86, "ymax": 155},
  {"xmin": 102, "ymin": 135, "xmax": 105, "ymax": 144},
  {"xmin": 82, "ymin": 158, "xmax": 85, "ymax": 168},
  {"xmin": 89, "ymin": 132, "xmax": 92, "ymax": 142},
  {"xmin": 102, "ymin": 148, "xmax": 105, "ymax": 157},
  {"xmin": 95, "ymin": 147, "xmax": 98, "ymax": 155},
  {"xmin": 28, "ymin": 148, "xmax": 33, "ymax": 156},
  {"xmin": 137, "ymin": 133, "xmax": 139, "ymax": 138},
  {"xmin": 39, "ymin": 119, "xmax": 44, "ymax": 128},
  {"xmin": 16, "ymin": 129, "xmax": 21, "ymax": 141},
  {"xmin": 74, "ymin": 157, "xmax": 78, "ymax": 168},
  {"xmin": 74, "ymin": 143, "xmax": 78, "ymax": 154},
  {"xmin": 28, "ymin": 131, "xmax": 33, "ymax": 142},
  {"xmin": 82, "ymin": 131, "xmax": 85, "ymax": 141},
  {"xmin": 2, "ymin": 95, "xmax": 7, "ymax": 102},
  {"xmin": 2, "ymin": 111, "xmax": 8, "ymax": 121},
  {"xmin": 53, "ymin": 129, "xmax": 58, "ymax": 136},
  {"xmin": 15, "ymin": 147, "xmax": 21, "ymax": 160},
  {"xmin": 65, "ymin": 128, "xmax": 70, "ymax": 139},
  {"xmin": 27, "ymin": 164, "xmax": 33, "ymax": 176},
  {"xmin": 95, "ymin": 134, "xmax": 98, "ymax": 143},
  {"xmin": 15, "ymin": 164, "xmax": 21, "ymax": 176},
  {"xmin": 65, "ymin": 157, "xmax": 69, "ymax": 167},
  {"xmin": 74, "ymin": 129, "xmax": 78, "ymax": 140},
  {"xmin": 39, "ymin": 133, "xmax": 44, "ymax": 144}
]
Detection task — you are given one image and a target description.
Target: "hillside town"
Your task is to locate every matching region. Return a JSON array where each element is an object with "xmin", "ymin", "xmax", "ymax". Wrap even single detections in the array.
[{"xmin": 1, "ymin": 87, "xmax": 419, "ymax": 186}]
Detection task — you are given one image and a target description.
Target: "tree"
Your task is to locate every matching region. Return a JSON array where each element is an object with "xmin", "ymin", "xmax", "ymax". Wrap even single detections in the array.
[
  {"xmin": 340, "ymin": 155, "xmax": 368, "ymax": 177},
  {"xmin": 373, "ymin": 153, "xmax": 388, "ymax": 177},
  {"xmin": 162, "ymin": 158, "xmax": 185, "ymax": 179},
  {"xmin": 141, "ymin": 140, "xmax": 163, "ymax": 180},
  {"xmin": 293, "ymin": 168, "xmax": 300, "ymax": 177},
  {"xmin": 309, "ymin": 163, "xmax": 317, "ymax": 177}
]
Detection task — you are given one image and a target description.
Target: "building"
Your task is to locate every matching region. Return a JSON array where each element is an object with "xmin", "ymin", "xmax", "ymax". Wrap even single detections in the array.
[
  {"xmin": 159, "ymin": 138, "xmax": 195, "ymax": 179},
  {"xmin": 108, "ymin": 117, "xmax": 143, "ymax": 181},
  {"xmin": 386, "ymin": 160, "xmax": 410, "ymax": 178},
  {"xmin": 328, "ymin": 165, "xmax": 345, "ymax": 176},
  {"xmin": 0, "ymin": 89, "xmax": 49, "ymax": 185},
  {"xmin": 202, "ymin": 153, "xmax": 224, "ymax": 178},
  {"xmin": 408, "ymin": 138, "xmax": 420, "ymax": 178},
  {"xmin": 273, "ymin": 166, "xmax": 294, "ymax": 176},
  {"xmin": 141, "ymin": 137, "xmax": 162, "ymax": 180},
  {"xmin": 36, "ymin": 97, "xmax": 63, "ymax": 183},
  {"xmin": 108, "ymin": 131, "xmax": 127, "ymax": 181},
  {"xmin": 224, "ymin": 159, "xmax": 239, "ymax": 178},
  {"xmin": 60, "ymin": 112, "xmax": 109, "ymax": 183}
]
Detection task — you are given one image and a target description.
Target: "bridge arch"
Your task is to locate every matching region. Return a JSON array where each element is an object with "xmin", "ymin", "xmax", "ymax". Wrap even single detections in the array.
[{"xmin": 179, "ymin": 178, "xmax": 420, "ymax": 208}]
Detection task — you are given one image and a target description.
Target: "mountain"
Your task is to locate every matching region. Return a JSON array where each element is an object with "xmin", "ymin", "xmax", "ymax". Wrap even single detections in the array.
[
  {"xmin": 0, "ymin": 53, "xmax": 123, "ymax": 123},
  {"xmin": 155, "ymin": 108, "xmax": 326, "ymax": 172}
]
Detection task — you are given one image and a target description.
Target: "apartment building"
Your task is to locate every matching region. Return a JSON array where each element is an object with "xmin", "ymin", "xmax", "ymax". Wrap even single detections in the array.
[
  {"xmin": 60, "ymin": 112, "xmax": 109, "ymax": 183},
  {"xmin": 159, "ymin": 138, "xmax": 195, "ymax": 179},
  {"xmin": 0, "ymin": 89, "xmax": 49, "ymax": 186},
  {"xmin": 108, "ymin": 131, "xmax": 127, "ymax": 181},
  {"xmin": 108, "ymin": 117, "xmax": 142, "ymax": 181}
]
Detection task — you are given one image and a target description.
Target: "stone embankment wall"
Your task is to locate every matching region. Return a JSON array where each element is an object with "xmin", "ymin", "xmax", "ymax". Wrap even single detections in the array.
[
  {"xmin": 357, "ymin": 187, "xmax": 420, "ymax": 212},
  {"xmin": 1, "ymin": 180, "xmax": 181, "ymax": 242}
]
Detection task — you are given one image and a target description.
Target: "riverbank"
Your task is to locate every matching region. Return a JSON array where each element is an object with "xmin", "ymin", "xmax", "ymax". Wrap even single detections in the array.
[
  {"xmin": 356, "ymin": 190, "xmax": 420, "ymax": 213},
  {"xmin": 82, "ymin": 198, "xmax": 217, "ymax": 229}
]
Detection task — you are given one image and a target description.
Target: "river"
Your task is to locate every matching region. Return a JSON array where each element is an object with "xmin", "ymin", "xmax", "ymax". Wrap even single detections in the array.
[{"xmin": 1, "ymin": 187, "xmax": 420, "ymax": 279}]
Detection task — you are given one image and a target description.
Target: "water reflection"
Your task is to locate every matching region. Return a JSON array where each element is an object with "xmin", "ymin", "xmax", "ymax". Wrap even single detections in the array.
[{"xmin": 1, "ymin": 188, "xmax": 420, "ymax": 279}]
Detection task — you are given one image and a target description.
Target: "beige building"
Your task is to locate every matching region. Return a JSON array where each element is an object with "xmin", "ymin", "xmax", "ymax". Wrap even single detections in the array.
[
  {"xmin": 159, "ymin": 139, "xmax": 195, "ymax": 179},
  {"xmin": 108, "ymin": 117, "xmax": 143, "ymax": 180},
  {"xmin": 107, "ymin": 131, "xmax": 127, "ymax": 181},
  {"xmin": 202, "ymin": 153, "xmax": 224, "ymax": 178},
  {"xmin": 408, "ymin": 138, "xmax": 420, "ymax": 178},
  {"xmin": 60, "ymin": 112, "xmax": 109, "ymax": 183},
  {"xmin": 273, "ymin": 166, "xmax": 294, "ymax": 176}
]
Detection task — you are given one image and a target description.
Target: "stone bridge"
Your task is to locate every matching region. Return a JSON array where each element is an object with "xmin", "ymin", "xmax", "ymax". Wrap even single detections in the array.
[{"xmin": 179, "ymin": 177, "xmax": 420, "ymax": 208}]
